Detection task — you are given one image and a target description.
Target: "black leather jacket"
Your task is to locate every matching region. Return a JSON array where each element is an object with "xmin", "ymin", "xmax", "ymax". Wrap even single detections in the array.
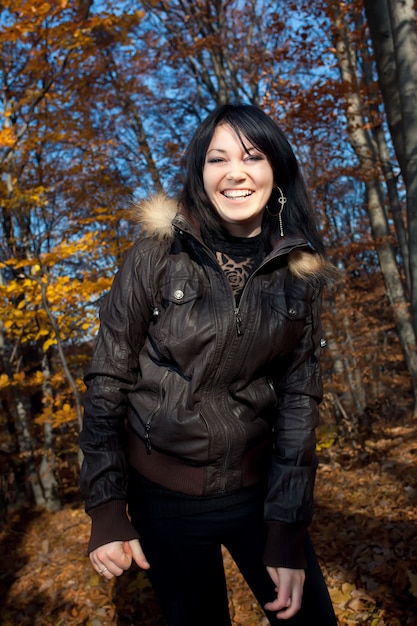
[{"xmin": 79, "ymin": 196, "xmax": 326, "ymax": 568}]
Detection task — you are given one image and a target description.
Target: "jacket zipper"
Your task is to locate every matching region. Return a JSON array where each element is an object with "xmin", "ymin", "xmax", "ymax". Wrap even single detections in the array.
[
  {"xmin": 232, "ymin": 238, "xmax": 306, "ymax": 336},
  {"xmin": 232, "ymin": 266, "xmax": 263, "ymax": 336},
  {"xmin": 234, "ymin": 308, "xmax": 242, "ymax": 336},
  {"xmin": 144, "ymin": 370, "xmax": 169, "ymax": 454}
]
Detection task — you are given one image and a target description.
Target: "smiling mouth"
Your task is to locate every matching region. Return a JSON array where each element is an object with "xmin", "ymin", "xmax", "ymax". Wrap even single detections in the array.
[{"xmin": 221, "ymin": 190, "xmax": 254, "ymax": 199}]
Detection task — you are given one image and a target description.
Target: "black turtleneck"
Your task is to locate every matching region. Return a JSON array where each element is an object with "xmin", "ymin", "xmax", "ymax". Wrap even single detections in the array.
[{"xmin": 202, "ymin": 228, "xmax": 266, "ymax": 303}]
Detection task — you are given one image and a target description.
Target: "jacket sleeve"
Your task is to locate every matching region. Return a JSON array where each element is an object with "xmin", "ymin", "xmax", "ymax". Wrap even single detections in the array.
[
  {"xmin": 263, "ymin": 279, "xmax": 323, "ymax": 569},
  {"xmin": 79, "ymin": 242, "xmax": 154, "ymax": 552}
]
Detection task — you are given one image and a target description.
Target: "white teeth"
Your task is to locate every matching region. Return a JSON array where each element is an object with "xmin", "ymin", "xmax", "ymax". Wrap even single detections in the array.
[{"xmin": 222, "ymin": 190, "xmax": 253, "ymax": 199}]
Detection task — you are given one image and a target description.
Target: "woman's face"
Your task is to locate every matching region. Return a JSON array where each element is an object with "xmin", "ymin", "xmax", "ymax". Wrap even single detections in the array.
[{"xmin": 202, "ymin": 123, "xmax": 274, "ymax": 237}]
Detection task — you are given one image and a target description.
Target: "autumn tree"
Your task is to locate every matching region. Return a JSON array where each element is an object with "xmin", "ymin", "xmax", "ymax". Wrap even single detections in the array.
[{"xmin": 0, "ymin": 0, "xmax": 143, "ymax": 510}]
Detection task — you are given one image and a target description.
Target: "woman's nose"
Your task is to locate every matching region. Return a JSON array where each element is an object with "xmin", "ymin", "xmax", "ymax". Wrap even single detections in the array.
[{"xmin": 226, "ymin": 166, "xmax": 246, "ymax": 180}]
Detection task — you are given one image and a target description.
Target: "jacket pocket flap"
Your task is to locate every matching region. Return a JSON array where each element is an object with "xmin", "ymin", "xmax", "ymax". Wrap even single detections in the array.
[
  {"xmin": 270, "ymin": 295, "xmax": 310, "ymax": 320},
  {"xmin": 161, "ymin": 279, "xmax": 204, "ymax": 305}
]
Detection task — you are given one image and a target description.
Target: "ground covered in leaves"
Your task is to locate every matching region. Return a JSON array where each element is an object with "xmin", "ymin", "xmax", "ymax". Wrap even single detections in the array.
[{"xmin": 1, "ymin": 417, "xmax": 416, "ymax": 625}]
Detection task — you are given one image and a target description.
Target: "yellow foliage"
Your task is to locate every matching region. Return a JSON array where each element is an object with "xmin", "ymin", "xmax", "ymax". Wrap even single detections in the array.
[
  {"xmin": 34, "ymin": 405, "xmax": 52, "ymax": 424},
  {"xmin": 316, "ymin": 425, "xmax": 337, "ymax": 451},
  {"xmin": 0, "ymin": 128, "xmax": 17, "ymax": 148},
  {"xmin": 35, "ymin": 327, "xmax": 50, "ymax": 338},
  {"xmin": 31, "ymin": 370, "xmax": 45, "ymax": 386},
  {"xmin": 13, "ymin": 371, "xmax": 26, "ymax": 383},
  {"xmin": 0, "ymin": 373, "xmax": 10, "ymax": 391},
  {"xmin": 43, "ymin": 337, "xmax": 57, "ymax": 352},
  {"xmin": 51, "ymin": 402, "xmax": 77, "ymax": 427}
]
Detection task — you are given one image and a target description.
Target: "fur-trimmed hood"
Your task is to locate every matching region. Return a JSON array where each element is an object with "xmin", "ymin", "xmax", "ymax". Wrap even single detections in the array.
[
  {"xmin": 131, "ymin": 192, "xmax": 333, "ymax": 283},
  {"xmin": 131, "ymin": 192, "xmax": 178, "ymax": 241}
]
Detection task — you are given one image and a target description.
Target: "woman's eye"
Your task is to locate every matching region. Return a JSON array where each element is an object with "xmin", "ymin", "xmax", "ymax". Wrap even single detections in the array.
[
  {"xmin": 207, "ymin": 158, "xmax": 225, "ymax": 163},
  {"xmin": 246, "ymin": 154, "xmax": 263, "ymax": 161}
]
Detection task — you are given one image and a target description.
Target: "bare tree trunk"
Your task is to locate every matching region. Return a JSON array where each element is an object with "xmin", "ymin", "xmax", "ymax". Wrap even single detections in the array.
[
  {"xmin": 327, "ymin": 291, "xmax": 368, "ymax": 420},
  {"xmin": 0, "ymin": 318, "xmax": 46, "ymax": 507},
  {"xmin": 39, "ymin": 353, "xmax": 61, "ymax": 512},
  {"xmin": 328, "ymin": 0, "xmax": 417, "ymax": 413},
  {"xmin": 33, "ymin": 275, "xmax": 84, "ymax": 467},
  {"xmin": 386, "ymin": 0, "xmax": 417, "ymax": 340},
  {"xmin": 358, "ymin": 5, "xmax": 409, "ymax": 288},
  {"xmin": 363, "ymin": 0, "xmax": 406, "ymax": 170},
  {"xmin": 364, "ymin": 0, "xmax": 417, "ymax": 331},
  {"xmin": 36, "ymin": 277, "xmax": 84, "ymax": 438},
  {"xmin": 373, "ymin": 123, "xmax": 410, "ymax": 290}
]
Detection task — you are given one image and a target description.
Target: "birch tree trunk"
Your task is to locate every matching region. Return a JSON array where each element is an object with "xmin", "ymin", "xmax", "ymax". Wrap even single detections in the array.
[
  {"xmin": 39, "ymin": 354, "xmax": 61, "ymax": 512},
  {"xmin": 327, "ymin": 290, "xmax": 368, "ymax": 424},
  {"xmin": 0, "ymin": 317, "xmax": 46, "ymax": 508}
]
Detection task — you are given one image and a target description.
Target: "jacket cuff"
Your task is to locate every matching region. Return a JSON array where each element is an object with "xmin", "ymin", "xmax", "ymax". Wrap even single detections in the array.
[
  {"xmin": 263, "ymin": 521, "xmax": 307, "ymax": 569},
  {"xmin": 87, "ymin": 500, "xmax": 140, "ymax": 554}
]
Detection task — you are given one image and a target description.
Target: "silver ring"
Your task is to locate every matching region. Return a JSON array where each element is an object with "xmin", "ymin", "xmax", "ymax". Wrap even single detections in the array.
[{"xmin": 98, "ymin": 566, "xmax": 108, "ymax": 574}]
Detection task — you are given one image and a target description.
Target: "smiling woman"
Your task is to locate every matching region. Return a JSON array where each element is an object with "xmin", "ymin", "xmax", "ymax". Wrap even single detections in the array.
[
  {"xmin": 203, "ymin": 124, "xmax": 275, "ymax": 237},
  {"xmin": 80, "ymin": 103, "xmax": 337, "ymax": 626}
]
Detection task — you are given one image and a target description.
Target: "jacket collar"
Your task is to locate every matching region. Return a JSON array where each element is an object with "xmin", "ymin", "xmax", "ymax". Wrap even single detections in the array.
[{"xmin": 130, "ymin": 193, "xmax": 328, "ymax": 282}]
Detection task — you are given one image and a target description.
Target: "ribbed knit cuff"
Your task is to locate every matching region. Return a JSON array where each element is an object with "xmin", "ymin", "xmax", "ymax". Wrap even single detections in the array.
[
  {"xmin": 263, "ymin": 521, "xmax": 307, "ymax": 569},
  {"xmin": 87, "ymin": 500, "xmax": 140, "ymax": 554}
]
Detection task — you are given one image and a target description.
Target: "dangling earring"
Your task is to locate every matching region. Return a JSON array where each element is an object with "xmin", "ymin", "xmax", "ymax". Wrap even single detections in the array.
[{"xmin": 266, "ymin": 186, "xmax": 287, "ymax": 237}]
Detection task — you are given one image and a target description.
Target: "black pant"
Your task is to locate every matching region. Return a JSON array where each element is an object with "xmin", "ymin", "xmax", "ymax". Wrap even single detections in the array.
[{"xmin": 128, "ymin": 479, "xmax": 337, "ymax": 626}]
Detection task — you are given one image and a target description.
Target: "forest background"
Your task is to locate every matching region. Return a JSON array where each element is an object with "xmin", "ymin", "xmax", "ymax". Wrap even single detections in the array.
[{"xmin": 0, "ymin": 0, "xmax": 416, "ymax": 624}]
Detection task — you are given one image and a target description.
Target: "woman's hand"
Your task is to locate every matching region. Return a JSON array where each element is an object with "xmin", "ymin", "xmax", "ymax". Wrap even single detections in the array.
[
  {"xmin": 90, "ymin": 539, "xmax": 150, "ymax": 579},
  {"xmin": 264, "ymin": 566, "xmax": 305, "ymax": 619}
]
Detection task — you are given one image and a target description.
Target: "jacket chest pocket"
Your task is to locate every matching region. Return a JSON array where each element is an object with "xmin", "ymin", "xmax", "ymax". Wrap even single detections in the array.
[
  {"xmin": 158, "ymin": 279, "xmax": 206, "ymax": 342},
  {"xmin": 270, "ymin": 294, "xmax": 311, "ymax": 321},
  {"xmin": 267, "ymin": 293, "xmax": 312, "ymax": 353}
]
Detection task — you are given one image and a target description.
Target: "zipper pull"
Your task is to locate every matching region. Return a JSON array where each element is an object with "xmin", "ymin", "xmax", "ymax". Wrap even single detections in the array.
[
  {"xmin": 144, "ymin": 423, "xmax": 152, "ymax": 455},
  {"xmin": 234, "ymin": 308, "xmax": 243, "ymax": 336}
]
